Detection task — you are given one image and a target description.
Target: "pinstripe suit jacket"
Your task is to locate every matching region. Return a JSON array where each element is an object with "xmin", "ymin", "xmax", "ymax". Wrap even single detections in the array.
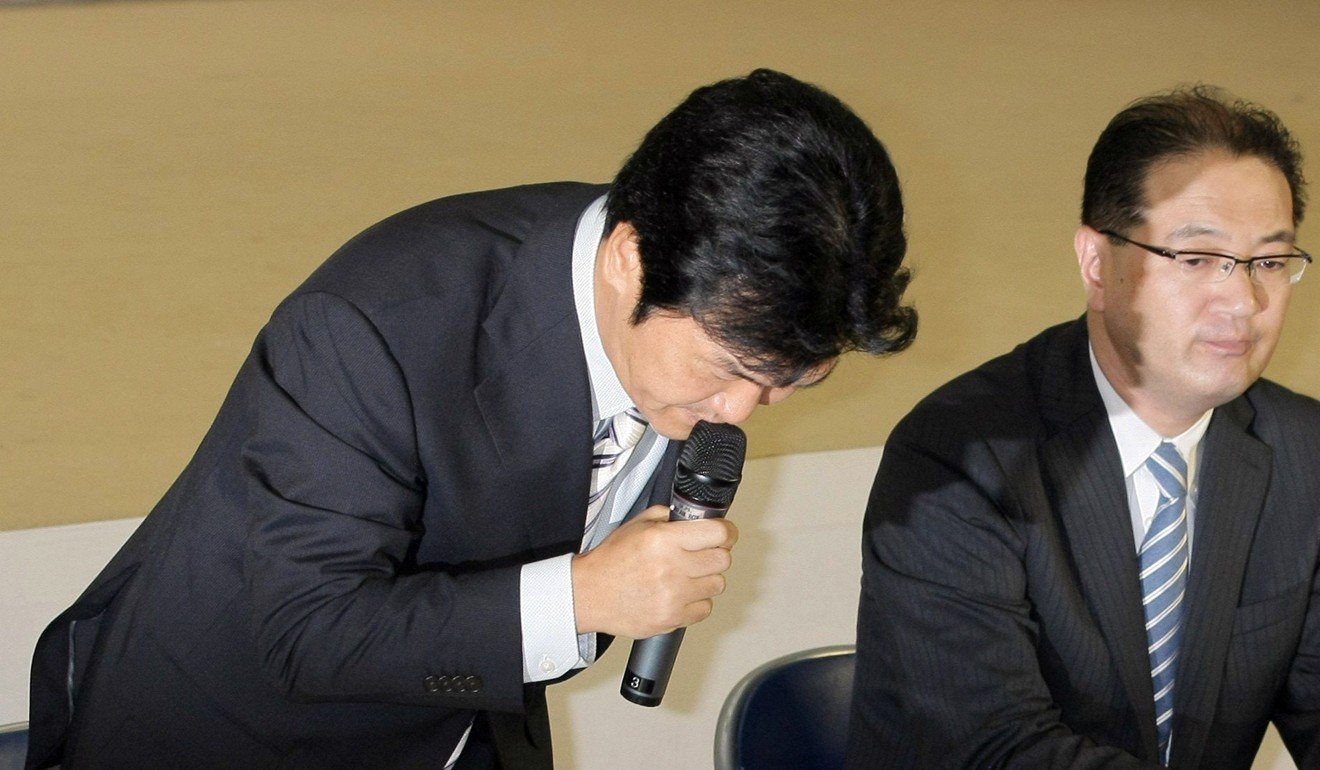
[
  {"xmin": 848, "ymin": 319, "xmax": 1320, "ymax": 769},
  {"xmin": 27, "ymin": 183, "xmax": 680, "ymax": 769}
]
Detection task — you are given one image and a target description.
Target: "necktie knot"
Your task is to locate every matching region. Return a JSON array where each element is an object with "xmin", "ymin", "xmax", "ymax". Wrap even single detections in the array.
[
  {"xmin": 1145, "ymin": 442, "xmax": 1187, "ymax": 502},
  {"xmin": 609, "ymin": 407, "xmax": 648, "ymax": 450},
  {"xmin": 582, "ymin": 407, "xmax": 649, "ymax": 550}
]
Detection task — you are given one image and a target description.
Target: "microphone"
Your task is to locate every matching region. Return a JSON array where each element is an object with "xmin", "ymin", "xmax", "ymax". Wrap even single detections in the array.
[{"xmin": 620, "ymin": 420, "xmax": 747, "ymax": 707}]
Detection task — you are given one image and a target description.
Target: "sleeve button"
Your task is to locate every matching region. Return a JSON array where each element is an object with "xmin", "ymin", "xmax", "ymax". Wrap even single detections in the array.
[{"xmin": 423, "ymin": 675, "xmax": 441, "ymax": 692}]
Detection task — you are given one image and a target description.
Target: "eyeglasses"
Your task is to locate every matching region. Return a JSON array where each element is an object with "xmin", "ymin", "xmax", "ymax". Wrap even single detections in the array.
[{"xmin": 1099, "ymin": 229, "xmax": 1312, "ymax": 287}]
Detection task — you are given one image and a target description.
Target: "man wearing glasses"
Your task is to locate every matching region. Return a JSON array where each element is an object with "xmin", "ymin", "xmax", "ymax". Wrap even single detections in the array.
[{"xmin": 848, "ymin": 87, "xmax": 1320, "ymax": 768}]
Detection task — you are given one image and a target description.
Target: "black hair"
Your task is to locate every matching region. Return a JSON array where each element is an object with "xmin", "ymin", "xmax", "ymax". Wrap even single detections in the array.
[
  {"xmin": 605, "ymin": 68, "xmax": 916, "ymax": 383},
  {"xmin": 1083, "ymin": 85, "xmax": 1307, "ymax": 235}
]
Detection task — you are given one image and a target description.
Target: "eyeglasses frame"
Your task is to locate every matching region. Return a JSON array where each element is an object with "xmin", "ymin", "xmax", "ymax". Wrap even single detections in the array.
[{"xmin": 1098, "ymin": 228, "xmax": 1312, "ymax": 286}]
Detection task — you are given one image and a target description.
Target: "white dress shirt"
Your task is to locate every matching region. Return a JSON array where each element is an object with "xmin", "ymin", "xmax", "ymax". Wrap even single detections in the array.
[
  {"xmin": 518, "ymin": 196, "xmax": 668, "ymax": 682},
  {"xmin": 1088, "ymin": 345, "xmax": 1211, "ymax": 552}
]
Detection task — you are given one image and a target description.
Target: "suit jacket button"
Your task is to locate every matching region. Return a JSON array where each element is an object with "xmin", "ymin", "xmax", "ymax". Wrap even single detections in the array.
[
  {"xmin": 466, "ymin": 675, "xmax": 483, "ymax": 692},
  {"xmin": 454, "ymin": 676, "xmax": 468, "ymax": 693},
  {"xmin": 423, "ymin": 675, "xmax": 441, "ymax": 692},
  {"xmin": 438, "ymin": 675, "xmax": 453, "ymax": 692}
]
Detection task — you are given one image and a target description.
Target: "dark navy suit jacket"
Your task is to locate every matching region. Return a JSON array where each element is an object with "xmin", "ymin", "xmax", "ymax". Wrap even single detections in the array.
[
  {"xmin": 28, "ymin": 183, "xmax": 679, "ymax": 769},
  {"xmin": 848, "ymin": 319, "xmax": 1320, "ymax": 769}
]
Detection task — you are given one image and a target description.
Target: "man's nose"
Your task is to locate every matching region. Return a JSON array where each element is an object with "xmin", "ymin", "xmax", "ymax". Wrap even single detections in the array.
[
  {"xmin": 1214, "ymin": 267, "xmax": 1265, "ymax": 317},
  {"xmin": 712, "ymin": 380, "xmax": 768, "ymax": 424}
]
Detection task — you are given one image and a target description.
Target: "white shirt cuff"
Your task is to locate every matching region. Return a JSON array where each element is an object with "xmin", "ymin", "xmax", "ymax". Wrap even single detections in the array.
[{"xmin": 520, "ymin": 553, "xmax": 591, "ymax": 682}]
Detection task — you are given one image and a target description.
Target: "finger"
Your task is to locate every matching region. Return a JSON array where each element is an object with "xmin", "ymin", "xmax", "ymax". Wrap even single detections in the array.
[
  {"xmin": 721, "ymin": 519, "xmax": 739, "ymax": 548},
  {"xmin": 635, "ymin": 503, "xmax": 671, "ymax": 522},
  {"xmin": 684, "ymin": 545, "xmax": 732, "ymax": 578},
  {"xmin": 674, "ymin": 572, "xmax": 728, "ymax": 606},
  {"xmin": 678, "ymin": 597, "xmax": 716, "ymax": 628},
  {"xmin": 673, "ymin": 518, "xmax": 739, "ymax": 550},
  {"xmin": 698, "ymin": 572, "xmax": 728, "ymax": 599}
]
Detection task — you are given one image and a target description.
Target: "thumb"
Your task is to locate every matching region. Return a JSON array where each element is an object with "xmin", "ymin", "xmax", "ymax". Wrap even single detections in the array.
[{"xmin": 635, "ymin": 503, "xmax": 671, "ymax": 522}]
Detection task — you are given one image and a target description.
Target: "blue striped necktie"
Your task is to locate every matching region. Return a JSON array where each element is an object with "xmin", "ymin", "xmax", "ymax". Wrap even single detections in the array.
[
  {"xmin": 582, "ymin": 407, "xmax": 648, "ymax": 550},
  {"xmin": 1140, "ymin": 441, "xmax": 1189, "ymax": 766}
]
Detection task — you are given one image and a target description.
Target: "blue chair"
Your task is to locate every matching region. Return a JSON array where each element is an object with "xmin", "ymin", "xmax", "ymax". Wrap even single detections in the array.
[
  {"xmin": 714, "ymin": 645, "xmax": 856, "ymax": 770},
  {"xmin": 0, "ymin": 722, "xmax": 28, "ymax": 770}
]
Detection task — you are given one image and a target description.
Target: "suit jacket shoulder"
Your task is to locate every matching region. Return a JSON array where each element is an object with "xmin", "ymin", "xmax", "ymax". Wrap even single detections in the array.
[
  {"xmin": 294, "ymin": 182, "xmax": 606, "ymax": 312},
  {"xmin": 886, "ymin": 319, "xmax": 1089, "ymax": 499}
]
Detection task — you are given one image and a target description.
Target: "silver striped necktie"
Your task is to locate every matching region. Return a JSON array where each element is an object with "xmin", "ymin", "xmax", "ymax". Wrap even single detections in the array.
[
  {"xmin": 1140, "ymin": 441, "xmax": 1189, "ymax": 766},
  {"xmin": 582, "ymin": 407, "xmax": 648, "ymax": 550}
]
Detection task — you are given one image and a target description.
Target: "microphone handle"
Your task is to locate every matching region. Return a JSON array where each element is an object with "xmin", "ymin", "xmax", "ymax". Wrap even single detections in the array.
[
  {"xmin": 619, "ymin": 496, "xmax": 727, "ymax": 707},
  {"xmin": 620, "ymin": 628, "xmax": 686, "ymax": 707}
]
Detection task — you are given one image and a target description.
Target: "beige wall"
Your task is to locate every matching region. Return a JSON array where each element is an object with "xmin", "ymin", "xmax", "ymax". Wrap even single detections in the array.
[{"xmin": 3, "ymin": 0, "xmax": 1318, "ymax": 530}]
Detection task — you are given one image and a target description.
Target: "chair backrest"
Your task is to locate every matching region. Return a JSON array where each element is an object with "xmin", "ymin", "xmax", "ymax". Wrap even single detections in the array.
[
  {"xmin": 0, "ymin": 722, "xmax": 29, "ymax": 770},
  {"xmin": 714, "ymin": 645, "xmax": 856, "ymax": 770}
]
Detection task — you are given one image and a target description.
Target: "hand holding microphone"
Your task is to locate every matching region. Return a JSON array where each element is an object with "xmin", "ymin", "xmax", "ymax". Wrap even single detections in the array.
[
  {"xmin": 620, "ymin": 420, "xmax": 747, "ymax": 706},
  {"xmin": 570, "ymin": 420, "xmax": 746, "ymax": 703}
]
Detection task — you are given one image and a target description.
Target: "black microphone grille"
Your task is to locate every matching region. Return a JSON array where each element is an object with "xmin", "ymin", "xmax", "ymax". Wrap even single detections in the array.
[{"xmin": 674, "ymin": 421, "xmax": 747, "ymax": 508}]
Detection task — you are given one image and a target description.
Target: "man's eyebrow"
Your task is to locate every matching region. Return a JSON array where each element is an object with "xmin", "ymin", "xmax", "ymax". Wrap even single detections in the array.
[
  {"xmin": 1258, "ymin": 229, "xmax": 1297, "ymax": 247},
  {"xmin": 771, "ymin": 361, "xmax": 837, "ymax": 390},
  {"xmin": 795, "ymin": 364, "xmax": 836, "ymax": 389},
  {"xmin": 1168, "ymin": 224, "xmax": 1297, "ymax": 248},
  {"xmin": 720, "ymin": 351, "xmax": 837, "ymax": 389},
  {"xmin": 1168, "ymin": 223, "xmax": 1224, "ymax": 240},
  {"xmin": 730, "ymin": 364, "xmax": 779, "ymax": 388},
  {"xmin": 721, "ymin": 358, "xmax": 791, "ymax": 389}
]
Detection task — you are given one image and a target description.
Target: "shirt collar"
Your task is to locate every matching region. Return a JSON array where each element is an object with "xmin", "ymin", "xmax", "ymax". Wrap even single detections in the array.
[
  {"xmin": 1088, "ymin": 343, "xmax": 1212, "ymax": 476},
  {"xmin": 571, "ymin": 195, "xmax": 633, "ymax": 422}
]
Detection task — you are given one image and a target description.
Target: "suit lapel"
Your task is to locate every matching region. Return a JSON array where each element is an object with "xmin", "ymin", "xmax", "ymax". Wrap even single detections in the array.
[
  {"xmin": 468, "ymin": 185, "xmax": 683, "ymax": 556},
  {"xmin": 1038, "ymin": 321, "xmax": 1160, "ymax": 757},
  {"xmin": 1169, "ymin": 397, "xmax": 1270, "ymax": 769},
  {"xmin": 473, "ymin": 189, "xmax": 601, "ymax": 553}
]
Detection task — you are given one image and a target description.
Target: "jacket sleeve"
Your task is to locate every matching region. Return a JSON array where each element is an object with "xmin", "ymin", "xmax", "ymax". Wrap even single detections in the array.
[
  {"xmin": 845, "ymin": 418, "xmax": 1158, "ymax": 769},
  {"xmin": 239, "ymin": 290, "xmax": 526, "ymax": 713}
]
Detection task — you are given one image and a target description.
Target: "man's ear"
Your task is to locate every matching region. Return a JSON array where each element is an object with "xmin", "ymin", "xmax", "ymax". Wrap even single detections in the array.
[
  {"xmin": 599, "ymin": 221, "xmax": 644, "ymax": 295},
  {"xmin": 1075, "ymin": 225, "xmax": 1108, "ymax": 312}
]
